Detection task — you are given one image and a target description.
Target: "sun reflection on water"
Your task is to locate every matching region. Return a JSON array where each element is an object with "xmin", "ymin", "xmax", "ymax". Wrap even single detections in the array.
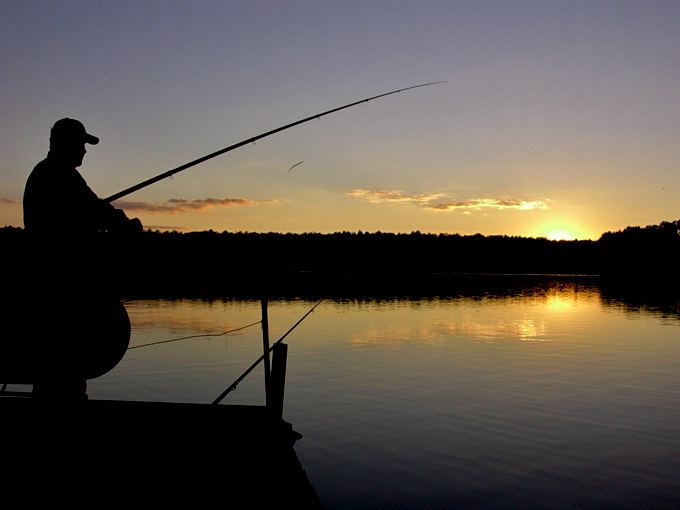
[{"xmin": 342, "ymin": 284, "xmax": 601, "ymax": 347}]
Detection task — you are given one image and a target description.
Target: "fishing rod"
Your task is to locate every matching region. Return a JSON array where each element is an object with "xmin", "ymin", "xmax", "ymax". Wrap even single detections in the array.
[{"xmin": 105, "ymin": 81, "xmax": 446, "ymax": 203}]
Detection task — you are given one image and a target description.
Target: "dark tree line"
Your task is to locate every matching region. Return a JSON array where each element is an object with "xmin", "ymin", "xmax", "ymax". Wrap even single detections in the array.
[
  {"xmin": 2, "ymin": 220, "xmax": 679, "ymax": 297},
  {"xmin": 598, "ymin": 220, "xmax": 680, "ymax": 273}
]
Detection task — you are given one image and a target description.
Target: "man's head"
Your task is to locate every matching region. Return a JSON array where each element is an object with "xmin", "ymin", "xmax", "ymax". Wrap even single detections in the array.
[{"xmin": 49, "ymin": 118, "xmax": 99, "ymax": 167}]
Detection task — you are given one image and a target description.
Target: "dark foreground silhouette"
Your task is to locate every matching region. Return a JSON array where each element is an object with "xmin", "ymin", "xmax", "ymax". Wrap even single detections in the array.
[{"xmin": 10, "ymin": 118, "xmax": 142, "ymax": 397}]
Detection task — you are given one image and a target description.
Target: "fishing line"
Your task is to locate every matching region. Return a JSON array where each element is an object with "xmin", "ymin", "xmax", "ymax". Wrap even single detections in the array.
[
  {"xmin": 211, "ymin": 292, "xmax": 331, "ymax": 405},
  {"xmin": 288, "ymin": 161, "xmax": 304, "ymax": 172},
  {"xmin": 127, "ymin": 320, "xmax": 261, "ymax": 350}
]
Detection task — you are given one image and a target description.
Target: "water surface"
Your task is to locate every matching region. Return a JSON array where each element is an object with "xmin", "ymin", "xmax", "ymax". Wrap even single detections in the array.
[{"xmin": 77, "ymin": 280, "xmax": 680, "ymax": 508}]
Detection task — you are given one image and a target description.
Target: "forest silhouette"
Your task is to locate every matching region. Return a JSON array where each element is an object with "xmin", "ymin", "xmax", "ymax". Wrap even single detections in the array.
[{"xmin": 2, "ymin": 219, "xmax": 679, "ymax": 297}]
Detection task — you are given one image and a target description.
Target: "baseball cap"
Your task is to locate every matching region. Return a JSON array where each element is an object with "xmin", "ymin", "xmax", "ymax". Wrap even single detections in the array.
[{"xmin": 50, "ymin": 118, "xmax": 99, "ymax": 145}]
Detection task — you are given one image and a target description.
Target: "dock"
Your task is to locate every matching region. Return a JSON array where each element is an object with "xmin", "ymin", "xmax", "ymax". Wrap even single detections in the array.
[
  {"xmin": 1, "ymin": 396, "xmax": 323, "ymax": 508},
  {"xmin": 0, "ymin": 298, "xmax": 324, "ymax": 508}
]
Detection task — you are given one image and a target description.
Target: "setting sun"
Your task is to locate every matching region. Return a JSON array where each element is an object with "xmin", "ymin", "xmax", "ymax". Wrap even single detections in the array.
[
  {"xmin": 539, "ymin": 223, "xmax": 588, "ymax": 241},
  {"xmin": 547, "ymin": 231, "xmax": 577, "ymax": 241}
]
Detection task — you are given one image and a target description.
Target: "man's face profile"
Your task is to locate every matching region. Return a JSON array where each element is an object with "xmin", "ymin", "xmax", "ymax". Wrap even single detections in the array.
[
  {"xmin": 72, "ymin": 142, "xmax": 87, "ymax": 167},
  {"xmin": 55, "ymin": 140, "xmax": 87, "ymax": 167},
  {"xmin": 49, "ymin": 119, "xmax": 98, "ymax": 167}
]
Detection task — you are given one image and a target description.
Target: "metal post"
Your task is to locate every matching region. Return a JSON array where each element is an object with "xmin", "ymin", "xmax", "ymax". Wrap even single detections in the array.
[
  {"xmin": 270, "ymin": 343, "xmax": 288, "ymax": 419},
  {"xmin": 261, "ymin": 298, "xmax": 271, "ymax": 407}
]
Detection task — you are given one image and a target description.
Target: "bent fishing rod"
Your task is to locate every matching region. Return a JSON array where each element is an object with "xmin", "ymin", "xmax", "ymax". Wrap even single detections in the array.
[{"xmin": 104, "ymin": 81, "xmax": 446, "ymax": 203}]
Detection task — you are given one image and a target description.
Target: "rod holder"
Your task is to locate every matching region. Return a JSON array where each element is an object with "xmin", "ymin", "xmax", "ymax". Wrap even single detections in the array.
[
  {"xmin": 270, "ymin": 343, "xmax": 288, "ymax": 419},
  {"xmin": 261, "ymin": 298, "xmax": 271, "ymax": 407}
]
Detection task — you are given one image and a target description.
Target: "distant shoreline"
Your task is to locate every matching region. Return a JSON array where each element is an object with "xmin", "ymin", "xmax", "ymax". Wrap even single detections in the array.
[{"xmin": 3, "ymin": 223, "xmax": 680, "ymax": 298}]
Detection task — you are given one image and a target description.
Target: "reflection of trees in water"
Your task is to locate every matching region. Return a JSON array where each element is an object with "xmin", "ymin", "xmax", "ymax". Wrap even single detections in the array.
[
  {"xmin": 327, "ymin": 274, "xmax": 601, "ymax": 303},
  {"xmin": 330, "ymin": 275, "xmax": 680, "ymax": 323},
  {"xmin": 598, "ymin": 279, "xmax": 680, "ymax": 321}
]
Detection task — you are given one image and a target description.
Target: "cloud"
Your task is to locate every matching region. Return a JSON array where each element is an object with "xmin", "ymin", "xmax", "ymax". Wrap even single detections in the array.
[
  {"xmin": 347, "ymin": 189, "xmax": 444, "ymax": 204},
  {"xmin": 114, "ymin": 197, "xmax": 277, "ymax": 214},
  {"xmin": 144, "ymin": 225, "xmax": 188, "ymax": 232},
  {"xmin": 424, "ymin": 199, "xmax": 548, "ymax": 211},
  {"xmin": 348, "ymin": 189, "xmax": 548, "ymax": 213},
  {"xmin": 1, "ymin": 197, "xmax": 21, "ymax": 205}
]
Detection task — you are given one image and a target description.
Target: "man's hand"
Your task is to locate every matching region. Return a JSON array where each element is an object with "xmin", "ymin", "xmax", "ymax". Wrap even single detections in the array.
[{"xmin": 128, "ymin": 217, "xmax": 143, "ymax": 233}]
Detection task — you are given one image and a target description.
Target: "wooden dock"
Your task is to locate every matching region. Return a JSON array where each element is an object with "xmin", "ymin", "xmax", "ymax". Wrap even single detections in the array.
[
  {"xmin": 1, "ymin": 396, "xmax": 323, "ymax": 508},
  {"xmin": 1, "ymin": 298, "xmax": 324, "ymax": 506}
]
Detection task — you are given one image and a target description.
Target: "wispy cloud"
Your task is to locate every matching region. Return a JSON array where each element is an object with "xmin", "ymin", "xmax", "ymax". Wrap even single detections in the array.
[
  {"xmin": 1, "ymin": 197, "xmax": 21, "ymax": 205},
  {"xmin": 114, "ymin": 197, "xmax": 277, "ymax": 214},
  {"xmin": 424, "ymin": 199, "xmax": 548, "ymax": 211},
  {"xmin": 348, "ymin": 189, "xmax": 548, "ymax": 213},
  {"xmin": 347, "ymin": 189, "xmax": 444, "ymax": 204},
  {"xmin": 144, "ymin": 225, "xmax": 188, "ymax": 232}
]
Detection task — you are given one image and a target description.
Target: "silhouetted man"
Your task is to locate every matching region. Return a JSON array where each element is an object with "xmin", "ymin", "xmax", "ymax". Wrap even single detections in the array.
[
  {"xmin": 22, "ymin": 118, "xmax": 141, "ymax": 399},
  {"xmin": 24, "ymin": 118, "xmax": 141, "ymax": 235}
]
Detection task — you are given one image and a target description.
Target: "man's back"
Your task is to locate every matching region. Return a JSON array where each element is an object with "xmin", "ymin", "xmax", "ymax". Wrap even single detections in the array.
[{"xmin": 23, "ymin": 155, "xmax": 103, "ymax": 236}]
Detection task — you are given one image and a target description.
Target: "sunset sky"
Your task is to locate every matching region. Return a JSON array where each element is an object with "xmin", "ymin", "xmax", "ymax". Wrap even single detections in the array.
[{"xmin": 1, "ymin": 1, "xmax": 679, "ymax": 240}]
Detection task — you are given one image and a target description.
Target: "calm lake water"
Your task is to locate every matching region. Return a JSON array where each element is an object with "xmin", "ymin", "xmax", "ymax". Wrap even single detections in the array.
[{"xmin": 68, "ymin": 279, "xmax": 680, "ymax": 508}]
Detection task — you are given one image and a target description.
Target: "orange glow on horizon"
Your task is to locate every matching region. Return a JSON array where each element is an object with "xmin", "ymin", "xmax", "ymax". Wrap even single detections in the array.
[{"xmin": 547, "ymin": 231, "xmax": 577, "ymax": 241}]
